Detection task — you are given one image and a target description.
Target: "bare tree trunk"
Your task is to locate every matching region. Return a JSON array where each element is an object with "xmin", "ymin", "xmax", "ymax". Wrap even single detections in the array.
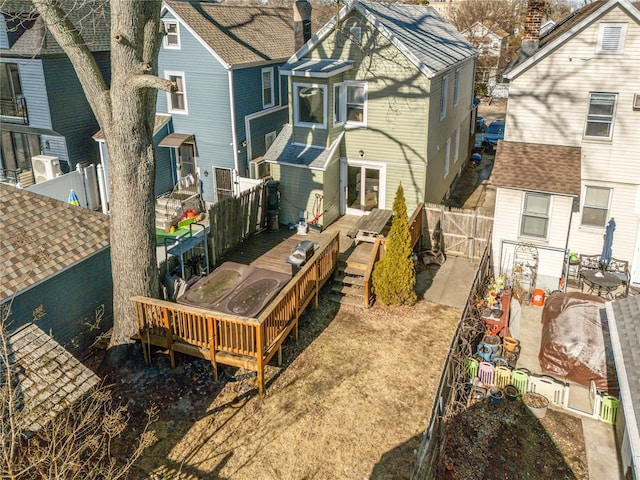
[{"xmin": 32, "ymin": 0, "xmax": 175, "ymax": 357}]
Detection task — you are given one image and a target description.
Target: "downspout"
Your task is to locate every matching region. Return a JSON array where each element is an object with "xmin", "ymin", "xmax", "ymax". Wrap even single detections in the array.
[
  {"xmin": 228, "ymin": 69, "xmax": 240, "ymax": 179},
  {"xmin": 562, "ymin": 197, "xmax": 576, "ymax": 291}
]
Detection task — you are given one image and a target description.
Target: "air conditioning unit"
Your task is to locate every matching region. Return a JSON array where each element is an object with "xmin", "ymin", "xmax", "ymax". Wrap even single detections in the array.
[
  {"xmin": 32, "ymin": 155, "xmax": 62, "ymax": 183},
  {"xmin": 633, "ymin": 93, "xmax": 640, "ymax": 111},
  {"xmin": 249, "ymin": 158, "xmax": 270, "ymax": 179}
]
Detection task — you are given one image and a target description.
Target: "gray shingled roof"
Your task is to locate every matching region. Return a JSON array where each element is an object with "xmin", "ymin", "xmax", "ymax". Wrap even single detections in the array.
[
  {"xmin": 1, "ymin": 0, "xmax": 110, "ymax": 56},
  {"xmin": 7, "ymin": 323, "xmax": 100, "ymax": 433},
  {"xmin": 355, "ymin": 1, "xmax": 476, "ymax": 76},
  {"xmin": 0, "ymin": 184, "xmax": 110, "ymax": 301},
  {"xmin": 490, "ymin": 141, "xmax": 581, "ymax": 196},
  {"xmin": 608, "ymin": 295, "xmax": 640, "ymax": 454},
  {"xmin": 263, "ymin": 124, "xmax": 343, "ymax": 169},
  {"xmin": 165, "ymin": 1, "xmax": 295, "ymax": 68}
]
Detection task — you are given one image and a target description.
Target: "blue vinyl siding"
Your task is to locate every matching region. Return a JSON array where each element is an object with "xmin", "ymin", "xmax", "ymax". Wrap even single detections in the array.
[
  {"xmin": 158, "ymin": 11, "xmax": 233, "ymax": 203},
  {"xmin": 43, "ymin": 53, "xmax": 110, "ymax": 169},
  {"xmin": 0, "ymin": 15, "xmax": 8, "ymax": 49},
  {"xmin": 3, "ymin": 249, "xmax": 113, "ymax": 354},
  {"xmin": 233, "ymin": 65, "xmax": 288, "ymax": 174},
  {"xmin": 154, "ymin": 121, "xmax": 175, "ymax": 195},
  {"xmin": 4, "ymin": 58, "xmax": 53, "ymax": 130}
]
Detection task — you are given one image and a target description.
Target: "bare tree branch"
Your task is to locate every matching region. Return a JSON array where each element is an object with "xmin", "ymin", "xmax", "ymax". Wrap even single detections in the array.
[{"xmin": 130, "ymin": 74, "xmax": 175, "ymax": 92}]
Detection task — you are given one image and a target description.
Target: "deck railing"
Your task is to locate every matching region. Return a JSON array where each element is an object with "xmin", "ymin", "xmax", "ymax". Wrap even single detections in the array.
[
  {"xmin": 361, "ymin": 202, "xmax": 425, "ymax": 307},
  {"xmin": 132, "ymin": 231, "xmax": 340, "ymax": 393}
]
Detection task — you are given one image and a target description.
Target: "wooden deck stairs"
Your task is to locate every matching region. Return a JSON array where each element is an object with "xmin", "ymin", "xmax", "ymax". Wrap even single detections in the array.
[{"xmin": 328, "ymin": 254, "xmax": 371, "ymax": 307}]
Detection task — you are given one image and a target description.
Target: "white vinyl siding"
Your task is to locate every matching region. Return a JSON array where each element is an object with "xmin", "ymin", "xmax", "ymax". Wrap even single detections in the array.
[
  {"xmin": 582, "ymin": 186, "xmax": 611, "ymax": 227},
  {"xmin": 165, "ymin": 71, "xmax": 187, "ymax": 114},
  {"xmin": 584, "ymin": 92, "xmax": 617, "ymax": 139},
  {"xmin": 262, "ymin": 67, "xmax": 274, "ymax": 109},
  {"xmin": 163, "ymin": 20, "xmax": 180, "ymax": 49},
  {"xmin": 596, "ymin": 23, "xmax": 627, "ymax": 53},
  {"xmin": 520, "ymin": 193, "xmax": 550, "ymax": 238}
]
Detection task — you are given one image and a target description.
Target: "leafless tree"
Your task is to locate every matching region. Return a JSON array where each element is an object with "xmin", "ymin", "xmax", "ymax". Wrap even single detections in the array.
[{"xmin": 7, "ymin": 0, "xmax": 177, "ymax": 358}]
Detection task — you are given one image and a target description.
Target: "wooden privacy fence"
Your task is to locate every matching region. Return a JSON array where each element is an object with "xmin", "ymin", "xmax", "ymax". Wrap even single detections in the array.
[
  {"xmin": 208, "ymin": 182, "xmax": 266, "ymax": 266},
  {"xmin": 362, "ymin": 203, "xmax": 425, "ymax": 307},
  {"xmin": 422, "ymin": 203, "xmax": 493, "ymax": 264},
  {"xmin": 132, "ymin": 231, "xmax": 340, "ymax": 394}
]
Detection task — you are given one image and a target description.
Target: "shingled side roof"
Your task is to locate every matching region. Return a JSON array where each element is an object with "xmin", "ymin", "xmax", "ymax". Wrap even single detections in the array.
[
  {"xmin": 164, "ymin": 1, "xmax": 295, "ymax": 68},
  {"xmin": 0, "ymin": 185, "xmax": 110, "ymax": 301},
  {"xmin": 490, "ymin": 141, "xmax": 581, "ymax": 196},
  {"xmin": 0, "ymin": 0, "xmax": 110, "ymax": 56}
]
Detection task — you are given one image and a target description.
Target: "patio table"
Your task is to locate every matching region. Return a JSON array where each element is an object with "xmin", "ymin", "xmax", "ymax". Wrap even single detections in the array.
[
  {"xmin": 346, "ymin": 208, "xmax": 393, "ymax": 243},
  {"xmin": 580, "ymin": 269, "xmax": 621, "ymax": 298}
]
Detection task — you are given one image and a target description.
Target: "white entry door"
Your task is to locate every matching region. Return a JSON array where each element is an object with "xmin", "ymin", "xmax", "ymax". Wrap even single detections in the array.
[{"xmin": 342, "ymin": 160, "xmax": 386, "ymax": 216}]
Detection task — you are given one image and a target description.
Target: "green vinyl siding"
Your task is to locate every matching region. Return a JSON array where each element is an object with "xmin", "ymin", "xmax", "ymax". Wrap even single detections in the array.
[
  {"xmin": 3, "ymin": 249, "xmax": 113, "ymax": 354},
  {"xmin": 321, "ymin": 153, "xmax": 341, "ymax": 226},
  {"xmin": 270, "ymin": 163, "xmax": 325, "ymax": 227}
]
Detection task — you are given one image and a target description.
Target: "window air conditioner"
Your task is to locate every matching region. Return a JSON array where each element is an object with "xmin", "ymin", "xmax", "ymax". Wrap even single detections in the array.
[
  {"xmin": 633, "ymin": 94, "xmax": 640, "ymax": 111},
  {"xmin": 249, "ymin": 158, "xmax": 270, "ymax": 179},
  {"xmin": 32, "ymin": 155, "xmax": 62, "ymax": 183}
]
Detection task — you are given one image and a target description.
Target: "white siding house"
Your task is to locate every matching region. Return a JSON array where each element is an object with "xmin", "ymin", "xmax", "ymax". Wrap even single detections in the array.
[{"xmin": 491, "ymin": 0, "xmax": 640, "ymax": 289}]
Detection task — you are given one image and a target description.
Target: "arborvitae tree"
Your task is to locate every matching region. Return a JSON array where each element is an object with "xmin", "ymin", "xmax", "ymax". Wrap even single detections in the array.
[{"xmin": 372, "ymin": 184, "xmax": 417, "ymax": 306}]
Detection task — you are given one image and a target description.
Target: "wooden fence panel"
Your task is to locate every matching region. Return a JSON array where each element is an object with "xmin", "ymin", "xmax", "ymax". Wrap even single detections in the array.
[{"xmin": 422, "ymin": 203, "xmax": 493, "ymax": 264}]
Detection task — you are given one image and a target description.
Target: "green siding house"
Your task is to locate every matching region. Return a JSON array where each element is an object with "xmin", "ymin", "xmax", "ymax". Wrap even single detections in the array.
[{"xmin": 265, "ymin": 0, "xmax": 477, "ymax": 227}]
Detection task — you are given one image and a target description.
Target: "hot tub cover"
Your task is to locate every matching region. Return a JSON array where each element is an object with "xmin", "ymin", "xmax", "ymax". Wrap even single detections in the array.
[{"xmin": 539, "ymin": 292, "xmax": 618, "ymax": 394}]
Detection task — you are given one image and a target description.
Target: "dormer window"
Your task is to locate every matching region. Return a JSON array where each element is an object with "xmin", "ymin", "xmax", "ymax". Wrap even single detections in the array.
[
  {"xmin": 596, "ymin": 23, "xmax": 627, "ymax": 53},
  {"xmin": 163, "ymin": 20, "xmax": 180, "ymax": 49}
]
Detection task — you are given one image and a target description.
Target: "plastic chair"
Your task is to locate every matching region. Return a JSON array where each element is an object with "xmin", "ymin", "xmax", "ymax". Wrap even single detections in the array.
[
  {"xmin": 478, "ymin": 361, "xmax": 494, "ymax": 387},
  {"xmin": 511, "ymin": 369, "xmax": 529, "ymax": 395},
  {"xmin": 465, "ymin": 357, "xmax": 479, "ymax": 380},
  {"xmin": 494, "ymin": 366, "xmax": 512, "ymax": 388},
  {"xmin": 600, "ymin": 396, "xmax": 620, "ymax": 425}
]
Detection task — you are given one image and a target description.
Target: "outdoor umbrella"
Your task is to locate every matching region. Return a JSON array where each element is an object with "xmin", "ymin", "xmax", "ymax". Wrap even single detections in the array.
[
  {"xmin": 68, "ymin": 189, "xmax": 80, "ymax": 206},
  {"xmin": 600, "ymin": 218, "xmax": 616, "ymax": 269}
]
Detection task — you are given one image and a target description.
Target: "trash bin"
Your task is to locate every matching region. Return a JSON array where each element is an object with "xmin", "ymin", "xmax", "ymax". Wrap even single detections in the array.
[{"xmin": 285, "ymin": 240, "xmax": 315, "ymax": 275}]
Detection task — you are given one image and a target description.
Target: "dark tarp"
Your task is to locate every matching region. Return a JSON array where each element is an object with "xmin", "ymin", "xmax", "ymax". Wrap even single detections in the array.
[{"xmin": 539, "ymin": 292, "xmax": 618, "ymax": 394}]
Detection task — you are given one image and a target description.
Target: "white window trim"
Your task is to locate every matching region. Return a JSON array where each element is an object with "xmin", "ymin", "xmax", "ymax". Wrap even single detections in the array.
[
  {"xmin": 333, "ymin": 81, "xmax": 368, "ymax": 128},
  {"xmin": 165, "ymin": 71, "xmax": 188, "ymax": 114},
  {"xmin": 261, "ymin": 67, "xmax": 274, "ymax": 109},
  {"xmin": 596, "ymin": 23, "xmax": 627, "ymax": 54},
  {"xmin": 293, "ymin": 82, "xmax": 328, "ymax": 129},
  {"xmin": 333, "ymin": 83, "xmax": 345, "ymax": 127},
  {"xmin": 162, "ymin": 20, "xmax": 180, "ymax": 49},
  {"xmin": 265, "ymin": 131, "xmax": 277, "ymax": 151},
  {"xmin": 581, "ymin": 185, "xmax": 612, "ymax": 228},
  {"xmin": 440, "ymin": 76, "xmax": 448, "ymax": 120},
  {"xmin": 454, "ymin": 127, "xmax": 460, "ymax": 162},
  {"xmin": 584, "ymin": 92, "xmax": 617, "ymax": 140},
  {"xmin": 519, "ymin": 192, "xmax": 551, "ymax": 240},
  {"xmin": 453, "ymin": 69, "xmax": 460, "ymax": 107},
  {"xmin": 444, "ymin": 137, "xmax": 451, "ymax": 177}
]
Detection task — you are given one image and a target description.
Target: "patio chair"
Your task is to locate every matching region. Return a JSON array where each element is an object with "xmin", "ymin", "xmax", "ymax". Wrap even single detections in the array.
[
  {"xmin": 607, "ymin": 258, "xmax": 630, "ymax": 297},
  {"xmin": 578, "ymin": 254, "xmax": 601, "ymax": 291},
  {"xmin": 478, "ymin": 361, "xmax": 494, "ymax": 387}
]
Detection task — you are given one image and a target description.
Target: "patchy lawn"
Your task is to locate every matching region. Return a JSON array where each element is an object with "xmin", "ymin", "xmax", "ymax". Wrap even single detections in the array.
[{"xmin": 107, "ymin": 294, "xmax": 461, "ymax": 479}]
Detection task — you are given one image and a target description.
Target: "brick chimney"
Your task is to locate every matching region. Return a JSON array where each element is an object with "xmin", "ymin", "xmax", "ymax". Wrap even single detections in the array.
[
  {"xmin": 522, "ymin": 0, "xmax": 545, "ymax": 56},
  {"xmin": 294, "ymin": 0, "xmax": 312, "ymax": 51}
]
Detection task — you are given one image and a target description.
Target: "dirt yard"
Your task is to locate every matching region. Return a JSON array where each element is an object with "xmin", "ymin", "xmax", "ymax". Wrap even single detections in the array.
[{"xmin": 105, "ymin": 291, "xmax": 461, "ymax": 479}]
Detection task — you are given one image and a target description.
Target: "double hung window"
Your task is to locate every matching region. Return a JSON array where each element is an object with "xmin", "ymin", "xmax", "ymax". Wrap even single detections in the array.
[
  {"xmin": 166, "ymin": 72, "xmax": 187, "ymax": 114},
  {"xmin": 333, "ymin": 82, "xmax": 367, "ymax": 127},
  {"xmin": 521, "ymin": 193, "xmax": 550, "ymax": 238},
  {"xmin": 582, "ymin": 186, "xmax": 611, "ymax": 228},
  {"xmin": 163, "ymin": 21, "xmax": 180, "ymax": 49},
  {"xmin": 584, "ymin": 93, "xmax": 616, "ymax": 139}
]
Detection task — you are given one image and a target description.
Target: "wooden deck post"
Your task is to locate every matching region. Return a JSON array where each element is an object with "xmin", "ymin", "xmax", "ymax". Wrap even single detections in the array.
[
  {"xmin": 162, "ymin": 306, "xmax": 175, "ymax": 369},
  {"xmin": 208, "ymin": 316, "xmax": 218, "ymax": 381},
  {"xmin": 256, "ymin": 323, "xmax": 265, "ymax": 394}
]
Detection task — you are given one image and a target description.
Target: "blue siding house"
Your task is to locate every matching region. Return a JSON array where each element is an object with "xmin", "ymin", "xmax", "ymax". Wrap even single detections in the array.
[
  {"xmin": 153, "ymin": 0, "xmax": 297, "ymax": 203},
  {"xmin": 0, "ymin": 184, "xmax": 112, "ymax": 354},
  {"xmin": 0, "ymin": 1, "xmax": 110, "ymax": 184}
]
